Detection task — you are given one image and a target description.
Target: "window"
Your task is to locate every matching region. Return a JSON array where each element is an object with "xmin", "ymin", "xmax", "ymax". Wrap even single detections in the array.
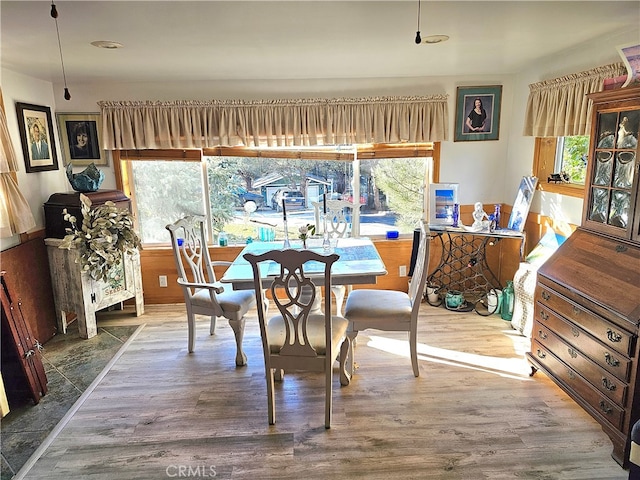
[
  {"xmin": 532, "ymin": 137, "xmax": 586, "ymax": 198},
  {"xmin": 115, "ymin": 145, "xmax": 437, "ymax": 245},
  {"xmin": 554, "ymin": 136, "xmax": 589, "ymax": 185}
]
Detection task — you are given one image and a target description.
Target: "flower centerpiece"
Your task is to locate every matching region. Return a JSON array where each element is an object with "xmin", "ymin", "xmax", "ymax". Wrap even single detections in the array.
[
  {"xmin": 59, "ymin": 194, "xmax": 142, "ymax": 283},
  {"xmin": 298, "ymin": 224, "xmax": 316, "ymax": 248}
]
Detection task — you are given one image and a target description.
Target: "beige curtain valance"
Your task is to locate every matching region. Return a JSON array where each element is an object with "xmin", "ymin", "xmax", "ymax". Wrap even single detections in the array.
[
  {"xmin": 523, "ymin": 62, "xmax": 627, "ymax": 137},
  {"xmin": 99, "ymin": 95, "xmax": 448, "ymax": 150}
]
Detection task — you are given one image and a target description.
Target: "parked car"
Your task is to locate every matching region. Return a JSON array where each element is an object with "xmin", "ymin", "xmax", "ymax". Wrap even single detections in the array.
[
  {"xmin": 271, "ymin": 189, "xmax": 305, "ymax": 211},
  {"xmin": 235, "ymin": 188, "xmax": 265, "ymax": 209}
]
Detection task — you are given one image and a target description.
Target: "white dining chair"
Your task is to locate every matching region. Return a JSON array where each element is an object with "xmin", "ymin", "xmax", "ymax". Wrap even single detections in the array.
[
  {"xmin": 166, "ymin": 215, "xmax": 256, "ymax": 366},
  {"xmin": 343, "ymin": 220, "xmax": 430, "ymax": 377},
  {"xmin": 244, "ymin": 248, "xmax": 351, "ymax": 428},
  {"xmin": 311, "ymin": 198, "xmax": 360, "ymax": 315}
]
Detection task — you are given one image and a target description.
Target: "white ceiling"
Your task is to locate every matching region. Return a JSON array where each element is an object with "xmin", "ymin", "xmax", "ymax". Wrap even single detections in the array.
[{"xmin": 1, "ymin": 1, "xmax": 639, "ymax": 85}]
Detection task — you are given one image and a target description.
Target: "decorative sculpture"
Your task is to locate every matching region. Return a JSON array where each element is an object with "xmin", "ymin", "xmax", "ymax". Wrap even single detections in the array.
[
  {"xmin": 471, "ymin": 202, "xmax": 490, "ymax": 232},
  {"xmin": 66, "ymin": 163, "xmax": 104, "ymax": 192}
]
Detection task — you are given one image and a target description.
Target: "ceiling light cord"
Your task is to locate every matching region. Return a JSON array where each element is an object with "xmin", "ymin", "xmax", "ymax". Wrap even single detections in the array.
[
  {"xmin": 415, "ymin": 0, "xmax": 422, "ymax": 44},
  {"xmin": 50, "ymin": 2, "xmax": 71, "ymax": 100}
]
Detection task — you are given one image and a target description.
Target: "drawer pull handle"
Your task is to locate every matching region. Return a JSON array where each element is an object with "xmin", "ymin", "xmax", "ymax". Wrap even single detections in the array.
[
  {"xmin": 599, "ymin": 400, "xmax": 613, "ymax": 415},
  {"xmin": 541, "ymin": 291, "xmax": 551, "ymax": 301},
  {"xmin": 568, "ymin": 347, "xmax": 578, "ymax": 358},
  {"xmin": 571, "ymin": 327, "xmax": 580, "ymax": 337},
  {"xmin": 615, "ymin": 244, "xmax": 628, "ymax": 253},
  {"xmin": 539, "ymin": 311, "xmax": 549, "ymax": 321},
  {"xmin": 568, "ymin": 370, "xmax": 576, "ymax": 380},
  {"xmin": 537, "ymin": 349, "xmax": 546, "ymax": 359},
  {"xmin": 606, "ymin": 329, "xmax": 622, "ymax": 343},
  {"xmin": 538, "ymin": 330, "xmax": 547, "ymax": 340},
  {"xmin": 602, "ymin": 378, "xmax": 617, "ymax": 392},
  {"xmin": 572, "ymin": 306, "xmax": 581, "ymax": 316},
  {"xmin": 604, "ymin": 353, "xmax": 620, "ymax": 367}
]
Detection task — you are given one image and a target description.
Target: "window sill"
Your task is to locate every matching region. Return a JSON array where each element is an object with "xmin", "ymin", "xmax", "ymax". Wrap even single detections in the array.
[{"xmin": 537, "ymin": 182, "xmax": 586, "ymax": 199}]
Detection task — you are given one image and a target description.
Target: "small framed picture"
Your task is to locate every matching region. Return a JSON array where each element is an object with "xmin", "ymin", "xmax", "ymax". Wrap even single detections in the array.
[
  {"xmin": 56, "ymin": 112, "xmax": 106, "ymax": 166},
  {"xmin": 429, "ymin": 183, "xmax": 459, "ymax": 226},
  {"xmin": 454, "ymin": 85, "xmax": 502, "ymax": 142},
  {"xmin": 507, "ymin": 176, "xmax": 538, "ymax": 232},
  {"xmin": 15, "ymin": 102, "xmax": 59, "ymax": 173}
]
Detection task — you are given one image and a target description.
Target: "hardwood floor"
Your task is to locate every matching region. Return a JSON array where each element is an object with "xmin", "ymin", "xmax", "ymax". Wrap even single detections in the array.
[{"xmin": 17, "ymin": 303, "xmax": 628, "ymax": 479}]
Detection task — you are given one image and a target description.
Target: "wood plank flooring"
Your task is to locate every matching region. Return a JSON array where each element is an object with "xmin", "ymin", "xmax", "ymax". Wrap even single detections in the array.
[{"xmin": 18, "ymin": 303, "xmax": 628, "ymax": 479}]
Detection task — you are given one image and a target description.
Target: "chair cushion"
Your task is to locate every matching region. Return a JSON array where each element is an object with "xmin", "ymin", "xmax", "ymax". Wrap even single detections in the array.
[
  {"xmin": 344, "ymin": 289, "xmax": 412, "ymax": 326},
  {"xmin": 266, "ymin": 314, "xmax": 348, "ymax": 355},
  {"xmin": 192, "ymin": 288, "xmax": 255, "ymax": 316}
]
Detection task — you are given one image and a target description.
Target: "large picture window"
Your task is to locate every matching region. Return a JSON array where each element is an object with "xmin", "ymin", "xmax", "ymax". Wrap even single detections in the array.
[{"xmin": 116, "ymin": 145, "xmax": 437, "ymax": 245}]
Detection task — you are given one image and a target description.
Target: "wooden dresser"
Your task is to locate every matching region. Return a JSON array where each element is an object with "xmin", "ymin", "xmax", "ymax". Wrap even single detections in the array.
[{"xmin": 527, "ymin": 86, "xmax": 640, "ymax": 466}]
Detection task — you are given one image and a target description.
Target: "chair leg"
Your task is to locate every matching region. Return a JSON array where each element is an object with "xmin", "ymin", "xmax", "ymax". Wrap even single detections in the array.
[
  {"xmin": 266, "ymin": 368, "xmax": 275, "ymax": 425},
  {"xmin": 209, "ymin": 316, "xmax": 218, "ymax": 335},
  {"xmin": 325, "ymin": 363, "xmax": 333, "ymax": 429},
  {"xmin": 228, "ymin": 317, "xmax": 247, "ymax": 367},
  {"xmin": 339, "ymin": 337, "xmax": 351, "ymax": 386},
  {"xmin": 186, "ymin": 307, "xmax": 196, "ymax": 353},
  {"xmin": 409, "ymin": 329, "xmax": 419, "ymax": 377},
  {"xmin": 346, "ymin": 330, "xmax": 359, "ymax": 379}
]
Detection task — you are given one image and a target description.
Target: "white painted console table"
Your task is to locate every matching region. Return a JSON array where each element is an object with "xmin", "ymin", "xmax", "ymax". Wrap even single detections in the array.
[{"xmin": 45, "ymin": 238, "xmax": 144, "ymax": 339}]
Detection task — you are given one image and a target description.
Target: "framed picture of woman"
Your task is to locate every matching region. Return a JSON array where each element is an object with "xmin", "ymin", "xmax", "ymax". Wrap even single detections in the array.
[
  {"xmin": 15, "ymin": 102, "xmax": 59, "ymax": 173},
  {"xmin": 56, "ymin": 112, "xmax": 106, "ymax": 166},
  {"xmin": 454, "ymin": 85, "xmax": 502, "ymax": 142}
]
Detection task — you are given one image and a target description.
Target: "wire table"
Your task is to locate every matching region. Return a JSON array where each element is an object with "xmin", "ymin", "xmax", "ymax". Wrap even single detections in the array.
[{"xmin": 426, "ymin": 226, "xmax": 525, "ymax": 314}]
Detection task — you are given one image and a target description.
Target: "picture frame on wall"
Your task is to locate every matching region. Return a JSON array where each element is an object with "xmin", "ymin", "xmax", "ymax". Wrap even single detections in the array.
[
  {"xmin": 429, "ymin": 183, "xmax": 459, "ymax": 226},
  {"xmin": 454, "ymin": 85, "xmax": 502, "ymax": 142},
  {"xmin": 15, "ymin": 102, "xmax": 59, "ymax": 173},
  {"xmin": 56, "ymin": 112, "xmax": 106, "ymax": 166}
]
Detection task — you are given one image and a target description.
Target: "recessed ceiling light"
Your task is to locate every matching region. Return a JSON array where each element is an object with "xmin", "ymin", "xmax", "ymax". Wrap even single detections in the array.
[
  {"xmin": 91, "ymin": 40, "xmax": 124, "ymax": 49},
  {"xmin": 422, "ymin": 35, "xmax": 449, "ymax": 44}
]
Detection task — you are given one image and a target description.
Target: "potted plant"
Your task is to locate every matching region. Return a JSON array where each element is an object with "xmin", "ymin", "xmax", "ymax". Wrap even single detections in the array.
[{"xmin": 59, "ymin": 194, "xmax": 142, "ymax": 283}]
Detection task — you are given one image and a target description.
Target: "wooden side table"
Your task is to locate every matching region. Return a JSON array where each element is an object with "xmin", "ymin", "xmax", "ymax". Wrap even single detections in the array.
[{"xmin": 45, "ymin": 239, "xmax": 144, "ymax": 339}]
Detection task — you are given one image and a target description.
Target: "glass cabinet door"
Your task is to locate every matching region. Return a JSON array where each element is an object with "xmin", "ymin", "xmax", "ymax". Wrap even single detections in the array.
[{"xmin": 586, "ymin": 108, "xmax": 639, "ymax": 237}]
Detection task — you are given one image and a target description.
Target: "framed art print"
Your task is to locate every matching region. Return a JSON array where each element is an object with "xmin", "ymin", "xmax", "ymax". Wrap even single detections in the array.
[
  {"xmin": 507, "ymin": 176, "xmax": 538, "ymax": 232},
  {"xmin": 56, "ymin": 112, "xmax": 106, "ymax": 166},
  {"xmin": 429, "ymin": 183, "xmax": 459, "ymax": 226},
  {"xmin": 454, "ymin": 85, "xmax": 502, "ymax": 142},
  {"xmin": 15, "ymin": 102, "xmax": 59, "ymax": 173}
]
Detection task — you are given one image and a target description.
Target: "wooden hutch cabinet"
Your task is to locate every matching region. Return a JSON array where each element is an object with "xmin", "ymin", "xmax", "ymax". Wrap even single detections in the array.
[{"xmin": 527, "ymin": 86, "xmax": 640, "ymax": 466}]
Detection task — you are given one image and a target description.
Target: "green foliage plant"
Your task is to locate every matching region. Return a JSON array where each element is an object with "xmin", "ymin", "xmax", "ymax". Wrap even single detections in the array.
[{"xmin": 59, "ymin": 194, "xmax": 142, "ymax": 283}]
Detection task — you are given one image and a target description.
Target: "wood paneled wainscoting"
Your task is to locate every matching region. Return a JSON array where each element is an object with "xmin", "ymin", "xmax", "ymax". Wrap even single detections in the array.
[{"xmin": 140, "ymin": 230, "xmax": 531, "ymax": 306}]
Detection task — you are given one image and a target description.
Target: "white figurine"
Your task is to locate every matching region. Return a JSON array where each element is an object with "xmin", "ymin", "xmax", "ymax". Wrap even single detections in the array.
[{"xmin": 471, "ymin": 202, "xmax": 490, "ymax": 231}]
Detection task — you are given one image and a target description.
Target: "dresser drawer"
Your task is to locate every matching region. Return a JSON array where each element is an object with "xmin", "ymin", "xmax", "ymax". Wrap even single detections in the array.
[
  {"xmin": 536, "ymin": 283, "xmax": 634, "ymax": 357},
  {"xmin": 533, "ymin": 322, "xmax": 628, "ymax": 406},
  {"xmin": 531, "ymin": 340, "xmax": 625, "ymax": 431},
  {"xmin": 535, "ymin": 303, "xmax": 632, "ymax": 382}
]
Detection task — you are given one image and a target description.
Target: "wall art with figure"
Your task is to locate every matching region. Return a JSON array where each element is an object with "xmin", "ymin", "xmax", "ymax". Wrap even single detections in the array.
[
  {"xmin": 56, "ymin": 113, "xmax": 106, "ymax": 166},
  {"xmin": 16, "ymin": 102, "xmax": 59, "ymax": 173},
  {"xmin": 454, "ymin": 85, "xmax": 502, "ymax": 142}
]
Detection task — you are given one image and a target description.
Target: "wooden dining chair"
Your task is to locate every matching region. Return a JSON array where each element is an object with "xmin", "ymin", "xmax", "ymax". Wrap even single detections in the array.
[
  {"xmin": 311, "ymin": 198, "xmax": 359, "ymax": 315},
  {"xmin": 243, "ymin": 248, "xmax": 351, "ymax": 428},
  {"xmin": 343, "ymin": 220, "xmax": 430, "ymax": 377},
  {"xmin": 166, "ymin": 215, "xmax": 256, "ymax": 366}
]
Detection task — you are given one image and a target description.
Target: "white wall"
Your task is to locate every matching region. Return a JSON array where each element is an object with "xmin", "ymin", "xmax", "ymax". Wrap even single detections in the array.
[{"xmin": 1, "ymin": 26, "xmax": 637, "ymax": 251}]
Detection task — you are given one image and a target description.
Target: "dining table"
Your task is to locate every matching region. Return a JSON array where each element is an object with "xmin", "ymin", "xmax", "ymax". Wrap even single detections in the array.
[{"xmin": 220, "ymin": 237, "xmax": 387, "ymax": 291}]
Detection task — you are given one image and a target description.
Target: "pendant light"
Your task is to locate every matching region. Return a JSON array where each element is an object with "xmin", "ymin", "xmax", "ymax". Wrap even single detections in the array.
[
  {"xmin": 414, "ymin": 0, "xmax": 422, "ymax": 44},
  {"xmin": 50, "ymin": 1, "xmax": 71, "ymax": 100}
]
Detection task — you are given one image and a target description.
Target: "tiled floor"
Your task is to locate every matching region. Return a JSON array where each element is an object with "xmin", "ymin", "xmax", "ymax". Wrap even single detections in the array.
[{"xmin": 0, "ymin": 322, "xmax": 140, "ymax": 480}]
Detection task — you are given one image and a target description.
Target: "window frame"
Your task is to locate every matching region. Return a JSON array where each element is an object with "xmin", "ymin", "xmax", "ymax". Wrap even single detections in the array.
[
  {"xmin": 532, "ymin": 137, "xmax": 586, "ymax": 198},
  {"xmin": 112, "ymin": 143, "xmax": 440, "ymax": 246}
]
